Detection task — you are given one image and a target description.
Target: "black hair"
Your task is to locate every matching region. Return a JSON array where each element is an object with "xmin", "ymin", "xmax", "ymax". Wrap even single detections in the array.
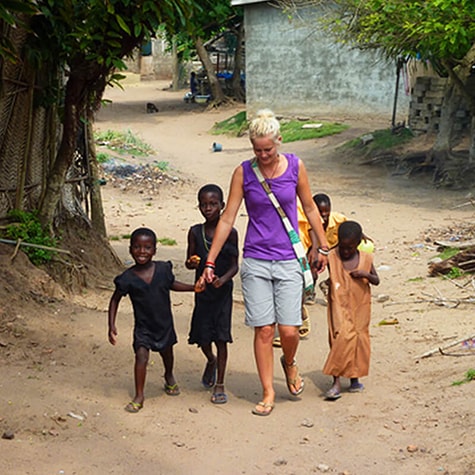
[
  {"xmin": 338, "ymin": 221, "xmax": 363, "ymax": 242},
  {"xmin": 198, "ymin": 184, "xmax": 224, "ymax": 202},
  {"xmin": 130, "ymin": 227, "xmax": 157, "ymax": 246},
  {"xmin": 313, "ymin": 193, "xmax": 331, "ymax": 208}
]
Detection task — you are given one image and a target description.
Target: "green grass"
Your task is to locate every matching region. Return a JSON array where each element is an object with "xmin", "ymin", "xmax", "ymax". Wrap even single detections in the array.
[
  {"xmin": 94, "ymin": 129, "xmax": 153, "ymax": 156},
  {"xmin": 211, "ymin": 111, "xmax": 248, "ymax": 136},
  {"xmin": 407, "ymin": 276, "xmax": 424, "ymax": 282},
  {"xmin": 3, "ymin": 210, "xmax": 58, "ymax": 265},
  {"xmin": 96, "ymin": 152, "xmax": 111, "ymax": 163},
  {"xmin": 211, "ymin": 112, "xmax": 349, "ymax": 142},
  {"xmin": 153, "ymin": 161, "xmax": 169, "ymax": 172},
  {"xmin": 452, "ymin": 368, "xmax": 475, "ymax": 386},
  {"xmin": 280, "ymin": 120, "xmax": 348, "ymax": 143},
  {"xmin": 342, "ymin": 127, "xmax": 414, "ymax": 154},
  {"xmin": 434, "ymin": 247, "xmax": 464, "ymax": 279},
  {"xmin": 446, "ymin": 267, "xmax": 464, "ymax": 279},
  {"xmin": 158, "ymin": 237, "xmax": 177, "ymax": 246},
  {"xmin": 436, "ymin": 247, "xmax": 460, "ymax": 260}
]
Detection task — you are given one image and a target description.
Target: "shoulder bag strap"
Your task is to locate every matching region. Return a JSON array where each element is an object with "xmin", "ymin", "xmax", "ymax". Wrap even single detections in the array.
[{"xmin": 250, "ymin": 158, "xmax": 314, "ymax": 294}]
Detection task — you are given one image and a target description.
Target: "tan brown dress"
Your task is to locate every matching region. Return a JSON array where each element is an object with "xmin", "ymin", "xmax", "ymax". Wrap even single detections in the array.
[{"xmin": 322, "ymin": 249, "xmax": 373, "ymax": 378}]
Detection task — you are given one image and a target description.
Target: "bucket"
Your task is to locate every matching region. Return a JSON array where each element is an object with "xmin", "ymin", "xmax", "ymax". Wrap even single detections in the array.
[{"xmin": 212, "ymin": 142, "xmax": 223, "ymax": 152}]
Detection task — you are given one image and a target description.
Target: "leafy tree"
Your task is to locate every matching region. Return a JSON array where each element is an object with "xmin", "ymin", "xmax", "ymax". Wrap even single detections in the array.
[
  {"xmin": 168, "ymin": 1, "xmax": 244, "ymax": 105},
  {"xmin": 0, "ymin": 0, "xmax": 36, "ymax": 63},
  {"xmin": 278, "ymin": 0, "xmax": 475, "ymax": 176},
  {"xmin": 1, "ymin": 0, "xmax": 192, "ymax": 230}
]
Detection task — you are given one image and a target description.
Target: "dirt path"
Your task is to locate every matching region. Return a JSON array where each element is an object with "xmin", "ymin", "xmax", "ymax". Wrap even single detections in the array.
[{"xmin": 1, "ymin": 77, "xmax": 474, "ymax": 475}]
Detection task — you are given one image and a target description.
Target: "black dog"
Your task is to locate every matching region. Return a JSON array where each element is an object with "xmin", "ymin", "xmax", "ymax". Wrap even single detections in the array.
[{"xmin": 146, "ymin": 102, "xmax": 159, "ymax": 113}]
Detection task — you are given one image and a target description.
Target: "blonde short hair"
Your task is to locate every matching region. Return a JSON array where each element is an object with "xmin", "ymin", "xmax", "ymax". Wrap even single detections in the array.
[{"xmin": 249, "ymin": 109, "xmax": 281, "ymax": 142}]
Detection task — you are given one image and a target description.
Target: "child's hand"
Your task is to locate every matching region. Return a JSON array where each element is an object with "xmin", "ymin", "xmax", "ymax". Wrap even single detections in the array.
[
  {"xmin": 187, "ymin": 255, "xmax": 201, "ymax": 269},
  {"xmin": 108, "ymin": 326, "xmax": 118, "ymax": 345},
  {"xmin": 194, "ymin": 275, "xmax": 206, "ymax": 293},
  {"xmin": 212, "ymin": 275, "xmax": 223, "ymax": 288},
  {"xmin": 350, "ymin": 270, "xmax": 367, "ymax": 280}
]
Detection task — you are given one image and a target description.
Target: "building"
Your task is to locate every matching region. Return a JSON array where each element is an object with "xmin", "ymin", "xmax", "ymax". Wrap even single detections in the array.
[{"xmin": 232, "ymin": 0, "xmax": 409, "ymax": 121}]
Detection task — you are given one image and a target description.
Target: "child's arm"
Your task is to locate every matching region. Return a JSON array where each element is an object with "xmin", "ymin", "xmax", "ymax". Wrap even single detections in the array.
[
  {"xmin": 171, "ymin": 280, "xmax": 200, "ymax": 292},
  {"xmin": 185, "ymin": 228, "xmax": 201, "ymax": 269},
  {"xmin": 108, "ymin": 290, "xmax": 123, "ymax": 345},
  {"xmin": 350, "ymin": 263, "xmax": 380, "ymax": 286},
  {"xmin": 212, "ymin": 228, "xmax": 239, "ymax": 288}
]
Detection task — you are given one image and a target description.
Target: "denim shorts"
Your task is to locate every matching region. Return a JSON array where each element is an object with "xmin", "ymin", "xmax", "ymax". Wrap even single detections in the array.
[{"xmin": 240, "ymin": 257, "xmax": 303, "ymax": 327}]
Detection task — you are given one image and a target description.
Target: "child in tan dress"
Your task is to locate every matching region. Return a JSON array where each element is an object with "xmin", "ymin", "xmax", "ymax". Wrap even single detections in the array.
[{"xmin": 323, "ymin": 221, "xmax": 380, "ymax": 400}]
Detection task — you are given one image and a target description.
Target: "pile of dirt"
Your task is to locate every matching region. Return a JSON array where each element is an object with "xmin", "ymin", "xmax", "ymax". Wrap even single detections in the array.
[
  {"xmin": 101, "ymin": 161, "xmax": 193, "ymax": 196},
  {"xmin": 0, "ymin": 219, "xmax": 122, "ymax": 354},
  {"xmin": 421, "ymin": 221, "xmax": 475, "ymax": 244}
]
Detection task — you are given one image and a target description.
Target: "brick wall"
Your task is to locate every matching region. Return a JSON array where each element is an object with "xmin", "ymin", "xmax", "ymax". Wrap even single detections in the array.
[{"xmin": 409, "ymin": 76, "xmax": 471, "ymax": 134}]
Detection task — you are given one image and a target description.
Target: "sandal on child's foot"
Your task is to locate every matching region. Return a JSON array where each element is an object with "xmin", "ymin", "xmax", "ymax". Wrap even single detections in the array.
[
  {"xmin": 164, "ymin": 382, "xmax": 180, "ymax": 396},
  {"xmin": 324, "ymin": 387, "xmax": 341, "ymax": 400},
  {"xmin": 210, "ymin": 384, "xmax": 228, "ymax": 404},
  {"xmin": 348, "ymin": 382, "xmax": 364, "ymax": 393},
  {"xmin": 124, "ymin": 401, "xmax": 143, "ymax": 413},
  {"xmin": 201, "ymin": 358, "xmax": 217, "ymax": 389}
]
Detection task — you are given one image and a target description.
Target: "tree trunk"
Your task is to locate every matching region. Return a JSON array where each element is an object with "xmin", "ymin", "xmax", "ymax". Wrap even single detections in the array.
[
  {"xmin": 194, "ymin": 36, "xmax": 226, "ymax": 105},
  {"xmin": 469, "ymin": 115, "xmax": 475, "ymax": 163},
  {"xmin": 433, "ymin": 81, "xmax": 461, "ymax": 156},
  {"xmin": 231, "ymin": 22, "xmax": 245, "ymax": 103},
  {"xmin": 86, "ymin": 118, "xmax": 107, "ymax": 237},
  {"xmin": 38, "ymin": 73, "xmax": 84, "ymax": 230},
  {"xmin": 171, "ymin": 36, "xmax": 180, "ymax": 91}
]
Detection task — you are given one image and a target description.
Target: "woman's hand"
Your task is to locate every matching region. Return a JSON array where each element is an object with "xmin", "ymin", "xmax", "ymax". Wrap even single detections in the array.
[
  {"xmin": 314, "ymin": 253, "xmax": 328, "ymax": 274},
  {"xmin": 203, "ymin": 266, "xmax": 216, "ymax": 284}
]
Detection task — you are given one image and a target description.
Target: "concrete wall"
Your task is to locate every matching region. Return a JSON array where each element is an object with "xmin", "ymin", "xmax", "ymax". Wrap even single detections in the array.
[
  {"xmin": 244, "ymin": 4, "xmax": 409, "ymax": 121},
  {"xmin": 123, "ymin": 38, "xmax": 176, "ymax": 81}
]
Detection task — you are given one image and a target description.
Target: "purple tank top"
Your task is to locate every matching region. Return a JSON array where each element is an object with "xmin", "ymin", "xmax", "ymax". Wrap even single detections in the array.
[{"xmin": 242, "ymin": 153, "xmax": 300, "ymax": 260}]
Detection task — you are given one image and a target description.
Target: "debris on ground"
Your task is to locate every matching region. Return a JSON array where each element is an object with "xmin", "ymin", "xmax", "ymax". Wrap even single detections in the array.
[{"xmin": 100, "ymin": 160, "xmax": 191, "ymax": 195}]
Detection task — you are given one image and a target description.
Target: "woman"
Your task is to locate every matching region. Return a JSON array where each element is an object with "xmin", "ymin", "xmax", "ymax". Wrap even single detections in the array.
[{"xmin": 202, "ymin": 109, "xmax": 329, "ymax": 416}]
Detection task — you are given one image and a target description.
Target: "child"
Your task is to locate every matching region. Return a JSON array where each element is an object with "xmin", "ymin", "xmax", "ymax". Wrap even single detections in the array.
[
  {"xmin": 108, "ymin": 227, "xmax": 198, "ymax": 413},
  {"xmin": 323, "ymin": 221, "xmax": 380, "ymax": 400},
  {"xmin": 313, "ymin": 193, "xmax": 374, "ymax": 299},
  {"xmin": 313, "ymin": 192, "xmax": 374, "ymax": 251},
  {"xmin": 313, "ymin": 193, "xmax": 349, "ymax": 249},
  {"xmin": 185, "ymin": 184, "xmax": 239, "ymax": 404}
]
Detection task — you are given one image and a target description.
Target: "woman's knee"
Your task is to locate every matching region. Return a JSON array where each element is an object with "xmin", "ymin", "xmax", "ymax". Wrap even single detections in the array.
[
  {"xmin": 255, "ymin": 325, "xmax": 275, "ymax": 342},
  {"xmin": 278, "ymin": 325, "xmax": 299, "ymax": 340}
]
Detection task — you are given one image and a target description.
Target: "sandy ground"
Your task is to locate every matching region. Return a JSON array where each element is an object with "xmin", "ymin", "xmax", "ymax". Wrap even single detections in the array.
[{"xmin": 1, "ymin": 76, "xmax": 475, "ymax": 475}]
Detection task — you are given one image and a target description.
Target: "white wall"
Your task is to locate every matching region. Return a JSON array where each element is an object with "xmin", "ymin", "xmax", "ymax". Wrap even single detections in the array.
[{"xmin": 244, "ymin": 4, "xmax": 409, "ymax": 121}]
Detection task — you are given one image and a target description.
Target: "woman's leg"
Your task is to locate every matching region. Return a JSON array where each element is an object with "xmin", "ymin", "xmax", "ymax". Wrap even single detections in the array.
[
  {"xmin": 278, "ymin": 324, "xmax": 304, "ymax": 394},
  {"xmin": 254, "ymin": 324, "xmax": 276, "ymax": 405},
  {"xmin": 133, "ymin": 346, "xmax": 149, "ymax": 405}
]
